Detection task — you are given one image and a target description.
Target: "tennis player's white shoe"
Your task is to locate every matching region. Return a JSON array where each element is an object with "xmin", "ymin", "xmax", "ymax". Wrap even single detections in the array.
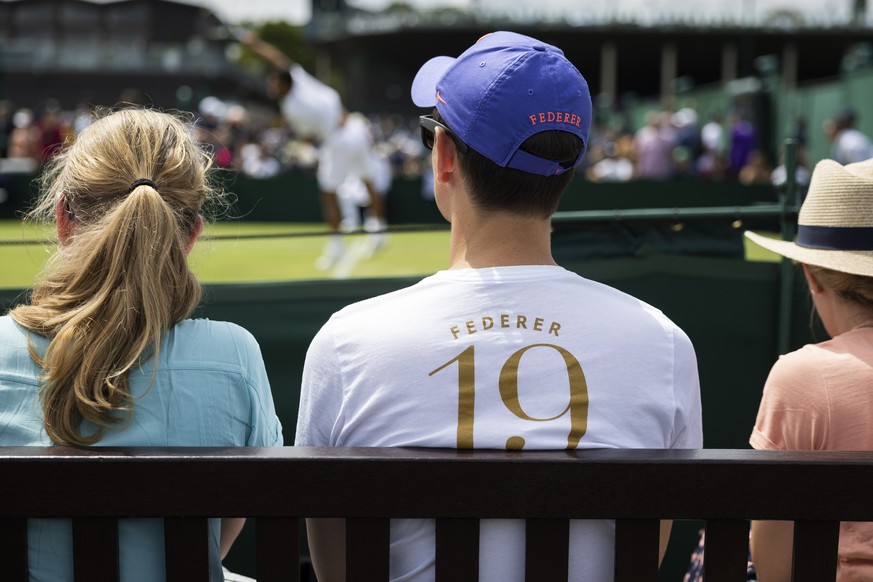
[
  {"xmin": 363, "ymin": 232, "xmax": 389, "ymax": 259},
  {"xmin": 315, "ymin": 236, "xmax": 345, "ymax": 271}
]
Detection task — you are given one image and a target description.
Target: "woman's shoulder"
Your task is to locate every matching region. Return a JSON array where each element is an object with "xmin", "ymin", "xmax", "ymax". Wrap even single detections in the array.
[
  {"xmin": 0, "ymin": 314, "xmax": 22, "ymax": 334},
  {"xmin": 0, "ymin": 315, "xmax": 46, "ymax": 352},
  {"xmin": 173, "ymin": 318, "xmax": 256, "ymax": 341},
  {"xmin": 0, "ymin": 316, "xmax": 38, "ymax": 375},
  {"xmin": 768, "ymin": 337, "xmax": 873, "ymax": 398},
  {"xmin": 0, "ymin": 315, "xmax": 14, "ymax": 334},
  {"xmin": 164, "ymin": 319, "xmax": 263, "ymax": 366},
  {"xmin": 769, "ymin": 342, "xmax": 834, "ymax": 380},
  {"xmin": 783, "ymin": 334, "xmax": 873, "ymax": 370}
]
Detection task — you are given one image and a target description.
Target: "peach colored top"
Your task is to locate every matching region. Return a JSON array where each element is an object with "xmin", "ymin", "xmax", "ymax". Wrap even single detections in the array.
[{"xmin": 751, "ymin": 325, "xmax": 873, "ymax": 581}]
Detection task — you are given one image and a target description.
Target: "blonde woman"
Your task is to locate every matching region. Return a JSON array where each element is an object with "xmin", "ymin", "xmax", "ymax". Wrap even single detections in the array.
[
  {"xmin": 0, "ymin": 108, "xmax": 282, "ymax": 581},
  {"xmin": 745, "ymin": 157, "xmax": 873, "ymax": 581}
]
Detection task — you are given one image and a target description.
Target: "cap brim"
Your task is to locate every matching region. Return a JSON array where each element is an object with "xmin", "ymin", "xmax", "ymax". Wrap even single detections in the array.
[
  {"xmin": 744, "ymin": 231, "xmax": 873, "ymax": 277},
  {"xmin": 411, "ymin": 56, "xmax": 456, "ymax": 108}
]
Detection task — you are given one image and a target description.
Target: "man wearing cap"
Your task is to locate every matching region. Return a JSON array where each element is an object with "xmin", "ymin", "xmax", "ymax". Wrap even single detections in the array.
[{"xmin": 296, "ymin": 31, "xmax": 702, "ymax": 581}]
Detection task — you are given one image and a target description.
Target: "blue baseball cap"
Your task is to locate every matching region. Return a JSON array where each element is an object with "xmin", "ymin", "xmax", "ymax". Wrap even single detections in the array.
[{"xmin": 411, "ymin": 31, "xmax": 592, "ymax": 176}]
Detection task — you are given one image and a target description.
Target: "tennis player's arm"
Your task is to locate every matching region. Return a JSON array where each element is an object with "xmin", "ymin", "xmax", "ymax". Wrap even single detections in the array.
[{"xmin": 238, "ymin": 30, "xmax": 294, "ymax": 72}]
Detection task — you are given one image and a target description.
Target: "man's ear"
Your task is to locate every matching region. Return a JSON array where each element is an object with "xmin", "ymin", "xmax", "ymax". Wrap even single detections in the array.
[
  {"xmin": 433, "ymin": 127, "xmax": 458, "ymax": 185},
  {"xmin": 55, "ymin": 194, "xmax": 74, "ymax": 246}
]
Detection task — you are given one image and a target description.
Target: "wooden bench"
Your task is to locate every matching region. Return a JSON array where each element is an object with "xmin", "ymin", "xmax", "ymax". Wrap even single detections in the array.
[{"xmin": 1, "ymin": 446, "xmax": 872, "ymax": 582}]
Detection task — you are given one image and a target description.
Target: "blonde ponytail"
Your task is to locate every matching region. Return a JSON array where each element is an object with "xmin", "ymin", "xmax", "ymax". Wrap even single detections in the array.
[{"xmin": 11, "ymin": 109, "xmax": 215, "ymax": 446}]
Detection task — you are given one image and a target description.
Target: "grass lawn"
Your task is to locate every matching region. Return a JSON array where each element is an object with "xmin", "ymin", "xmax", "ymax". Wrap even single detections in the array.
[
  {"xmin": 0, "ymin": 220, "xmax": 452, "ymax": 289},
  {"xmin": 742, "ymin": 231, "xmax": 784, "ymax": 263},
  {"xmin": 0, "ymin": 219, "xmax": 783, "ymax": 290}
]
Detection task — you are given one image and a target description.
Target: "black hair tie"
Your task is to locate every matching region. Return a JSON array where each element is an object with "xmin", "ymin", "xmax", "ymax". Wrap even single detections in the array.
[{"xmin": 128, "ymin": 178, "xmax": 158, "ymax": 193}]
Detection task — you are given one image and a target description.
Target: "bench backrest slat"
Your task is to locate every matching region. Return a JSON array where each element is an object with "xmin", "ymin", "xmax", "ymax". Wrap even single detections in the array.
[
  {"xmin": 73, "ymin": 517, "xmax": 118, "ymax": 582},
  {"xmin": 3, "ymin": 447, "xmax": 873, "ymax": 581},
  {"xmin": 701, "ymin": 519, "xmax": 750, "ymax": 582},
  {"xmin": 346, "ymin": 517, "xmax": 390, "ymax": 582},
  {"xmin": 164, "ymin": 517, "xmax": 209, "ymax": 582},
  {"xmin": 256, "ymin": 517, "xmax": 300, "ymax": 582},
  {"xmin": 525, "ymin": 518, "xmax": 569, "ymax": 580},
  {"xmin": 613, "ymin": 519, "xmax": 660, "ymax": 582},
  {"xmin": 436, "ymin": 518, "xmax": 479, "ymax": 581},
  {"xmin": 792, "ymin": 520, "xmax": 840, "ymax": 582},
  {"xmin": 0, "ymin": 517, "xmax": 28, "ymax": 582}
]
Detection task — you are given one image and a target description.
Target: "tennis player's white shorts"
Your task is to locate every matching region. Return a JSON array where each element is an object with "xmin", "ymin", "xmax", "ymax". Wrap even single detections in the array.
[{"xmin": 317, "ymin": 114, "xmax": 375, "ymax": 193}]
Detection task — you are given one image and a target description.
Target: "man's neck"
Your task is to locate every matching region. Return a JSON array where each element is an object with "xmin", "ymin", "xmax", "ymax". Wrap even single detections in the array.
[{"xmin": 448, "ymin": 211, "xmax": 556, "ymax": 269}]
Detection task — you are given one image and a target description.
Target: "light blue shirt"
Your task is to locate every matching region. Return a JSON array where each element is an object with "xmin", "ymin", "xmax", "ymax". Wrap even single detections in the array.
[{"xmin": 0, "ymin": 315, "xmax": 283, "ymax": 582}]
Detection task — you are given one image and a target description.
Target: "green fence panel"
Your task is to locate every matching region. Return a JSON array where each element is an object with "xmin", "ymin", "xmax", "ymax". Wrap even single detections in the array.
[
  {"xmin": 0, "ymin": 169, "xmax": 778, "ymax": 225},
  {"xmin": 222, "ymin": 173, "xmax": 777, "ymax": 224},
  {"xmin": 0, "ymin": 254, "xmax": 812, "ymax": 449}
]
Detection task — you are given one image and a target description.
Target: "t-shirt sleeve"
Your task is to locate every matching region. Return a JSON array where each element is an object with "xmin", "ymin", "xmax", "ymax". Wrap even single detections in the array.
[
  {"xmin": 670, "ymin": 326, "xmax": 703, "ymax": 448},
  {"xmin": 750, "ymin": 348, "xmax": 829, "ymax": 451},
  {"xmin": 295, "ymin": 320, "xmax": 344, "ymax": 446},
  {"xmin": 234, "ymin": 325, "xmax": 284, "ymax": 447},
  {"xmin": 289, "ymin": 63, "xmax": 321, "ymax": 91}
]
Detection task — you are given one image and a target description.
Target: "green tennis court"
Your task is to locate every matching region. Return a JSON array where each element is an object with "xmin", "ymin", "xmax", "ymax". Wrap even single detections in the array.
[
  {"xmin": 0, "ymin": 219, "xmax": 782, "ymax": 290},
  {"xmin": 0, "ymin": 220, "xmax": 452, "ymax": 289}
]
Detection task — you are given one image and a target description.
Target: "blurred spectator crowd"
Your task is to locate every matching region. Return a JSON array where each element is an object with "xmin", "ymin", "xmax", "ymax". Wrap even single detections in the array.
[
  {"xmin": 584, "ymin": 108, "xmax": 789, "ymax": 186},
  {"xmin": 2, "ymin": 94, "xmax": 871, "ymax": 192},
  {"xmin": 583, "ymin": 105, "xmax": 873, "ymax": 193},
  {"xmin": 0, "ymin": 95, "xmax": 428, "ymax": 182}
]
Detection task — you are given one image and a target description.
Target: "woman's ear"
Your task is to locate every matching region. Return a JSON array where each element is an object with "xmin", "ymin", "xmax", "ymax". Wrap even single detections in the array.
[
  {"xmin": 801, "ymin": 263, "xmax": 824, "ymax": 294},
  {"xmin": 184, "ymin": 214, "xmax": 204, "ymax": 255},
  {"xmin": 55, "ymin": 194, "xmax": 74, "ymax": 246}
]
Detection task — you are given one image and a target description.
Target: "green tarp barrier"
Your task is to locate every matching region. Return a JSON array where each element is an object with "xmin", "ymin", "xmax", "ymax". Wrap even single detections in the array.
[
  {"xmin": 0, "ymin": 254, "xmax": 813, "ymax": 449},
  {"xmin": 1, "ymin": 169, "xmax": 776, "ymax": 223}
]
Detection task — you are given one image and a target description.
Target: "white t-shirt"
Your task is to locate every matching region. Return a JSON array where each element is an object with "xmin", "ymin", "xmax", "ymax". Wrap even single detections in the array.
[
  {"xmin": 833, "ymin": 128, "xmax": 873, "ymax": 165},
  {"xmin": 297, "ymin": 265, "xmax": 702, "ymax": 581},
  {"xmin": 280, "ymin": 64, "xmax": 343, "ymax": 142}
]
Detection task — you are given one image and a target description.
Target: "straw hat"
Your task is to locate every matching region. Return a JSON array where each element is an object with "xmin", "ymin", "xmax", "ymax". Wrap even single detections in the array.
[{"xmin": 745, "ymin": 157, "xmax": 873, "ymax": 277}]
